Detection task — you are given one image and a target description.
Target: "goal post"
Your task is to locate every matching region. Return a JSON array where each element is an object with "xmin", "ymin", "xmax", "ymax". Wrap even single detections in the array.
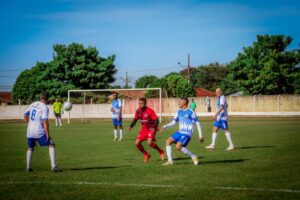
[{"xmin": 67, "ymin": 88, "xmax": 162, "ymax": 124}]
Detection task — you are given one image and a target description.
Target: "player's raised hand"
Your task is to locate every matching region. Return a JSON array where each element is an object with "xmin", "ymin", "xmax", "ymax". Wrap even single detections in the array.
[{"xmin": 199, "ymin": 137, "xmax": 204, "ymax": 143}]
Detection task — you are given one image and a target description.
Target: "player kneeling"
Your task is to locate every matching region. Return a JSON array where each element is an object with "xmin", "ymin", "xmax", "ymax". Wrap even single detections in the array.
[
  {"xmin": 24, "ymin": 92, "xmax": 62, "ymax": 172},
  {"xmin": 161, "ymin": 97, "xmax": 204, "ymax": 165}
]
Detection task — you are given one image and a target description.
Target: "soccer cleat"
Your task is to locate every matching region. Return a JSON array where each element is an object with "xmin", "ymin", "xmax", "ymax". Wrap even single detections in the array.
[
  {"xmin": 26, "ymin": 168, "xmax": 33, "ymax": 172},
  {"xmin": 205, "ymin": 144, "xmax": 215, "ymax": 150},
  {"xmin": 226, "ymin": 145, "xmax": 235, "ymax": 151},
  {"xmin": 159, "ymin": 152, "xmax": 165, "ymax": 161},
  {"xmin": 191, "ymin": 155, "xmax": 199, "ymax": 165},
  {"xmin": 118, "ymin": 138, "xmax": 123, "ymax": 142},
  {"xmin": 162, "ymin": 160, "xmax": 174, "ymax": 165},
  {"xmin": 113, "ymin": 138, "xmax": 118, "ymax": 141},
  {"xmin": 52, "ymin": 166, "xmax": 63, "ymax": 172},
  {"xmin": 144, "ymin": 154, "xmax": 151, "ymax": 163}
]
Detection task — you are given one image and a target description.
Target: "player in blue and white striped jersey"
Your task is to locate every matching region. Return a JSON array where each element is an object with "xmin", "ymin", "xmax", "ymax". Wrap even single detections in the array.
[
  {"xmin": 24, "ymin": 92, "xmax": 61, "ymax": 172},
  {"xmin": 161, "ymin": 97, "xmax": 204, "ymax": 165},
  {"xmin": 111, "ymin": 92, "xmax": 123, "ymax": 141},
  {"xmin": 206, "ymin": 88, "xmax": 235, "ymax": 150}
]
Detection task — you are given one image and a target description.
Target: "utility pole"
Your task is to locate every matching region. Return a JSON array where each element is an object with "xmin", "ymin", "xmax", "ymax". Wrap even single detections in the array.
[
  {"xmin": 178, "ymin": 53, "xmax": 191, "ymax": 84},
  {"xmin": 187, "ymin": 53, "xmax": 190, "ymax": 84},
  {"xmin": 120, "ymin": 71, "xmax": 130, "ymax": 88}
]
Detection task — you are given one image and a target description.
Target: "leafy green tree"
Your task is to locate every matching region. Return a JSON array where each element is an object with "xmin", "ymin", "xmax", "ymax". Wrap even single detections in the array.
[
  {"xmin": 145, "ymin": 74, "xmax": 194, "ymax": 97},
  {"xmin": 228, "ymin": 35, "xmax": 300, "ymax": 94},
  {"xmin": 179, "ymin": 67, "xmax": 196, "ymax": 83},
  {"xmin": 12, "ymin": 62, "xmax": 47, "ymax": 104},
  {"xmin": 164, "ymin": 74, "xmax": 195, "ymax": 97},
  {"xmin": 135, "ymin": 75, "xmax": 158, "ymax": 88},
  {"xmin": 191, "ymin": 63, "xmax": 230, "ymax": 91},
  {"xmin": 164, "ymin": 72, "xmax": 180, "ymax": 78},
  {"xmin": 12, "ymin": 43, "xmax": 117, "ymax": 103}
]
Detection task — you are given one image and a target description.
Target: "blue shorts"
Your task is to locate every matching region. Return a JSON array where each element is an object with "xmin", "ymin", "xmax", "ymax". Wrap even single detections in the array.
[
  {"xmin": 171, "ymin": 132, "xmax": 191, "ymax": 147},
  {"xmin": 27, "ymin": 134, "xmax": 55, "ymax": 148},
  {"xmin": 213, "ymin": 120, "xmax": 229, "ymax": 130},
  {"xmin": 112, "ymin": 118, "xmax": 122, "ymax": 126}
]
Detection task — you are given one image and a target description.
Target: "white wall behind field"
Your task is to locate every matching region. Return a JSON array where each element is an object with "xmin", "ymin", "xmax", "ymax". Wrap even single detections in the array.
[{"xmin": 1, "ymin": 95, "xmax": 300, "ymax": 120}]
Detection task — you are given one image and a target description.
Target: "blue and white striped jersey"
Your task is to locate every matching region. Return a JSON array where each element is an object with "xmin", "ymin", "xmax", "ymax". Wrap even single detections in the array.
[
  {"xmin": 173, "ymin": 108, "xmax": 199, "ymax": 136},
  {"xmin": 216, "ymin": 95, "xmax": 228, "ymax": 121},
  {"xmin": 111, "ymin": 99, "xmax": 122, "ymax": 119}
]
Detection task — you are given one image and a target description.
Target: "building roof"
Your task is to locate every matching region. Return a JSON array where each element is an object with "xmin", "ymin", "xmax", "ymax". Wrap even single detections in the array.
[
  {"xmin": 194, "ymin": 87, "xmax": 215, "ymax": 97},
  {"xmin": 0, "ymin": 92, "xmax": 12, "ymax": 103}
]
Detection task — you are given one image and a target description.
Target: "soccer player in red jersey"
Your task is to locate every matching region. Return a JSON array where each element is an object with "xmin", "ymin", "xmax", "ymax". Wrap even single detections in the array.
[{"xmin": 128, "ymin": 98, "xmax": 165, "ymax": 163}]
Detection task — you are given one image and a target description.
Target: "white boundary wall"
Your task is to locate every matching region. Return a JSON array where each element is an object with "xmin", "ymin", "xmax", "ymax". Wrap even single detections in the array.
[{"xmin": 1, "ymin": 104, "xmax": 299, "ymax": 120}]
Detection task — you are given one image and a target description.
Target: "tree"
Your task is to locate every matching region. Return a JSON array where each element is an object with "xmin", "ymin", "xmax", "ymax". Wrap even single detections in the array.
[
  {"xmin": 227, "ymin": 35, "xmax": 300, "ymax": 94},
  {"xmin": 12, "ymin": 43, "xmax": 117, "ymax": 103},
  {"xmin": 179, "ymin": 67, "xmax": 197, "ymax": 83},
  {"xmin": 164, "ymin": 74, "xmax": 195, "ymax": 97},
  {"xmin": 135, "ymin": 75, "xmax": 158, "ymax": 88},
  {"xmin": 191, "ymin": 63, "xmax": 230, "ymax": 91}
]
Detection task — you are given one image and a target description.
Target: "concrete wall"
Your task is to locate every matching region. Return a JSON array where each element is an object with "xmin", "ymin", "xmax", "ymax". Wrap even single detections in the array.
[{"xmin": 1, "ymin": 95, "xmax": 299, "ymax": 119}]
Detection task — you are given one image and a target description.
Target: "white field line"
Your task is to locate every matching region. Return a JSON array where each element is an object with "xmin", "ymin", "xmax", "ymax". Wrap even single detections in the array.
[{"xmin": 0, "ymin": 181, "xmax": 299, "ymax": 193}]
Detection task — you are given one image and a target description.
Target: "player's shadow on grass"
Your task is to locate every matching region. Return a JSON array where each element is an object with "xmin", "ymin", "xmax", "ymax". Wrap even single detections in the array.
[
  {"xmin": 173, "ymin": 156, "xmax": 205, "ymax": 161},
  {"xmin": 65, "ymin": 165, "xmax": 131, "ymax": 171},
  {"xmin": 175, "ymin": 158, "xmax": 248, "ymax": 165},
  {"xmin": 201, "ymin": 159, "xmax": 249, "ymax": 165},
  {"xmin": 238, "ymin": 145, "xmax": 274, "ymax": 150}
]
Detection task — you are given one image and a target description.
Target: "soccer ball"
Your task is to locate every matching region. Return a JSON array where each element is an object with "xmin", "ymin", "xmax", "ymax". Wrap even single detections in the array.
[{"xmin": 63, "ymin": 102, "xmax": 72, "ymax": 111}]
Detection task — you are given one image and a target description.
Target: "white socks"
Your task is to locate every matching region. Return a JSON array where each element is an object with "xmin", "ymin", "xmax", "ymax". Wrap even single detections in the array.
[
  {"xmin": 120, "ymin": 130, "xmax": 123, "ymax": 139},
  {"xmin": 55, "ymin": 118, "xmax": 58, "ymax": 126},
  {"xmin": 114, "ymin": 129, "xmax": 123, "ymax": 139},
  {"xmin": 225, "ymin": 132, "xmax": 234, "ymax": 147},
  {"xmin": 58, "ymin": 118, "xmax": 62, "ymax": 126},
  {"xmin": 49, "ymin": 147, "xmax": 56, "ymax": 168},
  {"xmin": 181, "ymin": 147, "xmax": 195, "ymax": 158},
  {"xmin": 26, "ymin": 150, "xmax": 33, "ymax": 169},
  {"xmin": 212, "ymin": 132, "xmax": 217, "ymax": 146},
  {"xmin": 27, "ymin": 147, "xmax": 57, "ymax": 169},
  {"xmin": 114, "ymin": 129, "xmax": 118, "ymax": 139},
  {"xmin": 166, "ymin": 145, "xmax": 172, "ymax": 161}
]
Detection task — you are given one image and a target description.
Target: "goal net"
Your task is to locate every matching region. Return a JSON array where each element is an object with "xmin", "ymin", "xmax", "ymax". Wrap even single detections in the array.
[{"xmin": 66, "ymin": 88, "xmax": 162, "ymax": 124}]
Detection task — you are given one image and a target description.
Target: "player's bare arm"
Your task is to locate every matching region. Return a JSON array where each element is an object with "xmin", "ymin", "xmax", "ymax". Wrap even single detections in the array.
[
  {"xmin": 24, "ymin": 115, "xmax": 29, "ymax": 122},
  {"xmin": 118, "ymin": 106, "xmax": 122, "ymax": 121},
  {"xmin": 43, "ymin": 120, "xmax": 50, "ymax": 141},
  {"xmin": 213, "ymin": 105, "xmax": 224, "ymax": 119},
  {"xmin": 111, "ymin": 107, "xmax": 115, "ymax": 113}
]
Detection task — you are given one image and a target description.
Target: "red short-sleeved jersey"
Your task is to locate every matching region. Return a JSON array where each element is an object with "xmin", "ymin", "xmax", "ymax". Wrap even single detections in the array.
[{"xmin": 134, "ymin": 106, "xmax": 158, "ymax": 129}]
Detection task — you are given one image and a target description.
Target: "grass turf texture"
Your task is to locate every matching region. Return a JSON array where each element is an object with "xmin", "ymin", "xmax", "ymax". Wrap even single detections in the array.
[{"xmin": 0, "ymin": 117, "xmax": 299, "ymax": 200}]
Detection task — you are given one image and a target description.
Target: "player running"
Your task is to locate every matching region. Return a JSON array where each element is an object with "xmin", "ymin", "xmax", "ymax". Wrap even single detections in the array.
[
  {"xmin": 206, "ymin": 88, "xmax": 235, "ymax": 150},
  {"xmin": 24, "ymin": 92, "xmax": 61, "ymax": 172},
  {"xmin": 161, "ymin": 97, "xmax": 204, "ymax": 165},
  {"xmin": 128, "ymin": 98, "xmax": 165, "ymax": 163},
  {"xmin": 111, "ymin": 92, "xmax": 123, "ymax": 141}
]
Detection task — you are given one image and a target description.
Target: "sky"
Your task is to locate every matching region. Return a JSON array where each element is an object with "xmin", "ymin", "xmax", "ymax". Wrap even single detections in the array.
[{"xmin": 0, "ymin": 0, "xmax": 299, "ymax": 88}]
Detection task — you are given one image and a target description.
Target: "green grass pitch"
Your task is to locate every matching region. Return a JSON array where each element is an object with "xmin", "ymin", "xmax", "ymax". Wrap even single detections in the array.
[{"xmin": 0, "ymin": 117, "xmax": 299, "ymax": 200}]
